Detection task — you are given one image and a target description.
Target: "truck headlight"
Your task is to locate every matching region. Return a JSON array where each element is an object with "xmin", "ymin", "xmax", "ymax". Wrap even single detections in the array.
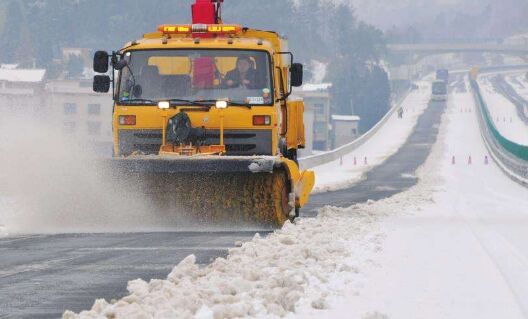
[
  {"xmin": 216, "ymin": 100, "xmax": 228, "ymax": 109},
  {"xmin": 158, "ymin": 101, "xmax": 170, "ymax": 109}
]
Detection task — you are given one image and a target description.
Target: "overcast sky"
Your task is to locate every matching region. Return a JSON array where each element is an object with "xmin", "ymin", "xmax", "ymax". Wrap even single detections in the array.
[{"xmin": 343, "ymin": 0, "xmax": 482, "ymax": 30}]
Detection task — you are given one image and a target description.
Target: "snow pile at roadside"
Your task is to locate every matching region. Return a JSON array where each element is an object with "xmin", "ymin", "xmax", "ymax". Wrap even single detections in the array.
[
  {"xmin": 311, "ymin": 81, "xmax": 431, "ymax": 193},
  {"xmin": 478, "ymin": 76, "xmax": 528, "ymax": 145},
  {"xmin": 64, "ymin": 205, "xmax": 385, "ymax": 319}
]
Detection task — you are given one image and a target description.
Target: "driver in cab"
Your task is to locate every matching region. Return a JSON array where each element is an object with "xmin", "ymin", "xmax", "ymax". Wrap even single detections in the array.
[{"xmin": 223, "ymin": 56, "xmax": 258, "ymax": 89}]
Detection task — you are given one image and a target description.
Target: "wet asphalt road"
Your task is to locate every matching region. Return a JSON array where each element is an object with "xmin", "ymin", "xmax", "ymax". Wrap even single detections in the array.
[
  {"xmin": 0, "ymin": 86, "xmax": 450, "ymax": 318},
  {"xmin": 0, "ymin": 232, "xmax": 263, "ymax": 318}
]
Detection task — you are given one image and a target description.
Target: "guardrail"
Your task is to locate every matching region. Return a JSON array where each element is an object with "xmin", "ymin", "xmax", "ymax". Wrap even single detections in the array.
[
  {"xmin": 299, "ymin": 87, "xmax": 411, "ymax": 169},
  {"xmin": 470, "ymin": 76, "xmax": 528, "ymax": 186}
]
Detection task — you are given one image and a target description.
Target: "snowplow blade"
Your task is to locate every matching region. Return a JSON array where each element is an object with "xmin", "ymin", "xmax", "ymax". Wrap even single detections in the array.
[{"xmin": 102, "ymin": 156, "xmax": 314, "ymax": 227}]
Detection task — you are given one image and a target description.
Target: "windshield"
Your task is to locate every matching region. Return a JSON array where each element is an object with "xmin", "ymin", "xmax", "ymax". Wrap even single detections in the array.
[
  {"xmin": 432, "ymin": 82, "xmax": 447, "ymax": 95},
  {"xmin": 118, "ymin": 49, "xmax": 273, "ymax": 106}
]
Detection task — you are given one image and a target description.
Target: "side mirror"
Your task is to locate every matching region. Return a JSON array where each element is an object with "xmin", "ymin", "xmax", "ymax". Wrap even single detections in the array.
[
  {"xmin": 93, "ymin": 51, "xmax": 109, "ymax": 73},
  {"xmin": 291, "ymin": 63, "xmax": 303, "ymax": 87},
  {"xmin": 93, "ymin": 75, "xmax": 111, "ymax": 93}
]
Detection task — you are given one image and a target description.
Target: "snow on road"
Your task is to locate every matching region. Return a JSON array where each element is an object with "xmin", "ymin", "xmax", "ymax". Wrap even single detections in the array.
[
  {"xmin": 65, "ymin": 76, "xmax": 528, "ymax": 319},
  {"xmin": 303, "ymin": 79, "xmax": 528, "ymax": 319},
  {"xmin": 478, "ymin": 75, "xmax": 528, "ymax": 145},
  {"xmin": 505, "ymin": 73, "xmax": 528, "ymax": 97},
  {"xmin": 505, "ymin": 72, "xmax": 528, "ymax": 118},
  {"xmin": 63, "ymin": 81, "xmax": 433, "ymax": 319},
  {"xmin": 64, "ymin": 205, "xmax": 386, "ymax": 319},
  {"xmin": 312, "ymin": 81, "xmax": 432, "ymax": 193}
]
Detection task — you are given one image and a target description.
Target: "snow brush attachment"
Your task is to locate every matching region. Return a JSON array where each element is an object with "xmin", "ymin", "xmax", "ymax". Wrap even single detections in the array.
[{"xmin": 103, "ymin": 156, "xmax": 314, "ymax": 228}]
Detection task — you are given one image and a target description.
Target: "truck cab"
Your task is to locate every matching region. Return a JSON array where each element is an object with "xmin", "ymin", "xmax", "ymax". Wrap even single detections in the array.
[
  {"xmin": 94, "ymin": 25, "xmax": 306, "ymax": 160},
  {"xmin": 90, "ymin": 0, "xmax": 315, "ymax": 226}
]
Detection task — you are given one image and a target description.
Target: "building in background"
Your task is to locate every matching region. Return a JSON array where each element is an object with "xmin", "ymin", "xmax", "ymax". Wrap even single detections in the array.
[
  {"xmin": 45, "ymin": 79, "xmax": 113, "ymax": 156},
  {"xmin": 0, "ymin": 57, "xmax": 114, "ymax": 157},
  {"xmin": 294, "ymin": 83, "xmax": 332, "ymax": 155},
  {"xmin": 331, "ymin": 115, "xmax": 361, "ymax": 148},
  {"xmin": 0, "ymin": 64, "xmax": 46, "ymax": 115}
]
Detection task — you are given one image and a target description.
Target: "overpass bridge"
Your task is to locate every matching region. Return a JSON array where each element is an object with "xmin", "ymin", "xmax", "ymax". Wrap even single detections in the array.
[
  {"xmin": 387, "ymin": 43, "xmax": 528, "ymax": 66},
  {"xmin": 388, "ymin": 43, "xmax": 528, "ymax": 56},
  {"xmin": 386, "ymin": 42, "xmax": 528, "ymax": 81}
]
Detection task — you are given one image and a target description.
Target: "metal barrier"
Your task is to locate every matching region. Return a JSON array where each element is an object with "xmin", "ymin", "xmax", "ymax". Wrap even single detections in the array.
[
  {"xmin": 470, "ymin": 77, "xmax": 528, "ymax": 186},
  {"xmin": 299, "ymin": 88, "xmax": 411, "ymax": 169}
]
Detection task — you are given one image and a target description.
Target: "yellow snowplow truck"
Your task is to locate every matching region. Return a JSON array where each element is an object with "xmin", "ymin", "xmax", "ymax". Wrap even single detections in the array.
[{"xmin": 92, "ymin": 0, "xmax": 314, "ymax": 227}]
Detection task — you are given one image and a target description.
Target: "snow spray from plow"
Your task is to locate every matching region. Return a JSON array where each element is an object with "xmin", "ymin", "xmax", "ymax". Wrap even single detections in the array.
[{"xmin": 0, "ymin": 113, "xmax": 246, "ymax": 235}]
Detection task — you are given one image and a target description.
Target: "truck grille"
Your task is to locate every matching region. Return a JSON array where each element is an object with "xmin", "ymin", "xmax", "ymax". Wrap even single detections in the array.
[{"xmin": 118, "ymin": 129, "xmax": 272, "ymax": 156}]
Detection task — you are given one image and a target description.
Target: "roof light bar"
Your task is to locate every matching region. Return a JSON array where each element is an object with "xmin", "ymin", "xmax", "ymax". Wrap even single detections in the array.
[{"xmin": 158, "ymin": 24, "xmax": 241, "ymax": 35}]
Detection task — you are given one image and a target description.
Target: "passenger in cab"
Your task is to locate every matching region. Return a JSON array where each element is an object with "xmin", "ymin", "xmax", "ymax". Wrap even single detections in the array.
[{"xmin": 223, "ymin": 56, "xmax": 259, "ymax": 89}]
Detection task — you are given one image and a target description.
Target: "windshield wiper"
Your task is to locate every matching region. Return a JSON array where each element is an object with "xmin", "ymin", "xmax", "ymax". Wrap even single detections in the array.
[
  {"xmin": 168, "ymin": 99, "xmax": 208, "ymax": 106},
  {"xmin": 192, "ymin": 99, "xmax": 252, "ymax": 109},
  {"xmin": 121, "ymin": 98, "xmax": 156, "ymax": 104},
  {"xmin": 226, "ymin": 101, "xmax": 252, "ymax": 109}
]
